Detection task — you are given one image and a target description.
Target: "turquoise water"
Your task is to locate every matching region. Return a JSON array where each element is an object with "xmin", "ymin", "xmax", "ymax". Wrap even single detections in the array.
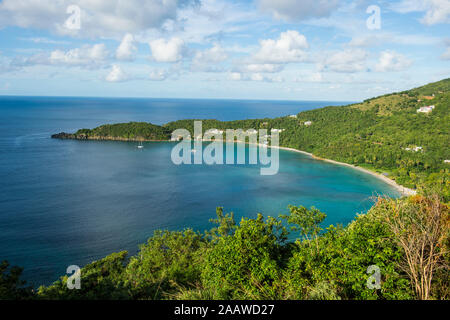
[{"xmin": 0, "ymin": 96, "xmax": 399, "ymax": 286}]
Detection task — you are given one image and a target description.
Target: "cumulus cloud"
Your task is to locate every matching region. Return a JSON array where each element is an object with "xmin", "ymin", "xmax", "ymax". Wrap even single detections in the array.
[
  {"xmin": 50, "ymin": 44, "xmax": 109, "ymax": 67},
  {"xmin": 391, "ymin": 0, "xmax": 450, "ymax": 25},
  {"xmin": 323, "ymin": 49, "xmax": 368, "ymax": 73},
  {"xmin": 116, "ymin": 34, "xmax": 137, "ymax": 61},
  {"xmin": 105, "ymin": 64, "xmax": 129, "ymax": 82},
  {"xmin": 252, "ymin": 30, "xmax": 309, "ymax": 64},
  {"xmin": 258, "ymin": 0, "xmax": 340, "ymax": 21},
  {"xmin": 191, "ymin": 44, "xmax": 228, "ymax": 71},
  {"xmin": 149, "ymin": 37, "xmax": 185, "ymax": 62},
  {"xmin": 375, "ymin": 51, "xmax": 412, "ymax": 72},
  {"xmin": 0, "ymin": 0, "xmax": 199, "ymax": 37}
]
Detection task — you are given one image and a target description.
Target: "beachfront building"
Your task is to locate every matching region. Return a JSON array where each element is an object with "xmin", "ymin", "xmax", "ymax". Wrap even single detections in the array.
[
  {"xmin": 246, "ymin": 129, "xmax": 258, "ymax": 135},
  {"xmin": 417, "ymin": 105, "xmax": 435, "ymax": 113}
]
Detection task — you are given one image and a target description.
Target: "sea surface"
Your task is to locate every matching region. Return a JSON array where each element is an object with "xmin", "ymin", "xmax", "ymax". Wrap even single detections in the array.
[{"xmin": 0, "ymin": 96, "xmax": 400, "ymax": 286}]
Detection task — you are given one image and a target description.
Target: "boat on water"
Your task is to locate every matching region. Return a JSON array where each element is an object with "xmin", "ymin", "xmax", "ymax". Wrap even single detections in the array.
[{"xmin": 137, "ymin": 142, "xmax": 144, "ymax": 149}]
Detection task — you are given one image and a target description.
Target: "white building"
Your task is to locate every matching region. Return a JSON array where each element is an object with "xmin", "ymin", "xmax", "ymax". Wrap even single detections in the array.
[
  {"xmin": 271, "ymin": 128, "xmax": 285, "ymax": 133},
  {"xmin": 304, "ymin": 121, "xmax": 312, "ymax": 126},
  {"xmin": 246, "ymin": 129, "xmax": 258, "ymax": 134},
  {"xmin": 289, "ymin": 114, "xmax": 297, "ymax": 118},
  {"xmin": 417, "ymin": 105, "xmax": 435, "ymax": 113},
  {"xmin": 444, "ymin": 160, "xmax": 450, "ymax": 164},
  {"xmin": 208, "ymin": 129, "xmax": 224, "ymax": 135},
  {"xmin": 405, "ymin": 146, "xmax": 423, "ymax": 152}
]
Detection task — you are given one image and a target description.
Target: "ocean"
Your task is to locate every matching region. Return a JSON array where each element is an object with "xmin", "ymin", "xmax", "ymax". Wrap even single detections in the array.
[{"xmin": 0, "ymin": 96, "xmax": 400, "ymax": 286}]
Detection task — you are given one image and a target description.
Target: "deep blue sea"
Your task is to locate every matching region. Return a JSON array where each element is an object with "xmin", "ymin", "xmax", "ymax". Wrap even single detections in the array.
[{"xmin": 0, "ymin": 96, "xmax": 400, "ymax": 287}]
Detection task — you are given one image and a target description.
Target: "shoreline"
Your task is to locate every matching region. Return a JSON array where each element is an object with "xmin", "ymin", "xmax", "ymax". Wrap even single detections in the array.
[
  {"xmin": 196, "ymin": 139, "xmax": 416, "ymax": 197},
  {"xmin": 51, "ymin": 134, "xmax": 416, "ymax": 197},
  {"xmin": 270, "ymin": 145, "xmax": 416, "ymax": 197}
]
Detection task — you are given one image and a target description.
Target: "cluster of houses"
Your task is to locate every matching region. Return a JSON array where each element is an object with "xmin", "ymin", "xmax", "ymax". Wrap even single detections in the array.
[{"xmin": 417, "ymin": 105, "xmax": 435, "ymax": 113}]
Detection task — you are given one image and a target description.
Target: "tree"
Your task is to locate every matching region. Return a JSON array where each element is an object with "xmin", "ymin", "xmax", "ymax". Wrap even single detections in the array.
[{"xmin": 384, "ymin": 195, "xmax": 449, "ymax": 299}]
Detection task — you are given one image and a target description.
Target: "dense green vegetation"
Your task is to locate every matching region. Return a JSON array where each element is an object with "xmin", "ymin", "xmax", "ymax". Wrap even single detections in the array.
[
  {"xmin": 54, "ymin": 78, "xmax": 450, "ymax": 198},
  {"xmin": 14, "ymin": 78, "xmax": 445, "ymax": 300},
  {"xmin": 74, "ymin": 122, "xmax": 170, "ymax": 141},
  {"xmin": 2, "ymin": 194, "xmax": 448, "ymax": 300}
]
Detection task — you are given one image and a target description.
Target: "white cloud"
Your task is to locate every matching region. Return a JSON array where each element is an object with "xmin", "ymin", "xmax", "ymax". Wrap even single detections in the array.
[
  {"xmin": 228, "ymin": 71, "xmax": 283, "ymax": 82},
  {"xmin": 391, "ymin": 0, "xmax": 450, "ymax": 25},
  {"xmin": 323, "ymin": 49, "xmax": 368, "ymax": 73},
  {"xmin": 375, "ymin": 51, "xmax": 413, "ymax": 72},
  {"xmin": 20, "ymin": 37, "xmax": 70, "ymax": 45},
  {"xmin": 50, "ymin": 44, "xmax": 109, "ymax": 67},
  {"xmin": 258, "ymin": 0, "xmax": 339, "ymax": 21},
  {"xmin": 253, "ymin": 30, "xmax": 309, "ymax": 64},
  {"xmin": 149, "ymin": 37, "xmax": 185, "ymax": 62},
  {"xmin": 105, "ymin": 64, "xmax": 128, "ymax": 82},
  {"xmin": 0, "ymin": 0, "xmax": 199, "ymax": 37},
  {"xmin": 191, "ymin": 44, "xmax": 228, "ymax": 71},
  {"xmin": 239, "ymin": 63, "xmax": 283, "ymax": 73},
  {"xmin": 116, "ymin": 34, "xmax": 137, "ymax": 61},
  {"xmin": 228, "ymin": 72, "xmax": 242, "ymax": 81}
]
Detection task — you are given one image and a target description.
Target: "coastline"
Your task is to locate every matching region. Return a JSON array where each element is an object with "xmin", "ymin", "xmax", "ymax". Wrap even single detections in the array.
[
  {"xmin": 271, "ymin": 145, "xmax": 417, "ymax": 197},
  {"xmin": 51, "ymin": 133, "xmax": 417, "ymax": 197}
]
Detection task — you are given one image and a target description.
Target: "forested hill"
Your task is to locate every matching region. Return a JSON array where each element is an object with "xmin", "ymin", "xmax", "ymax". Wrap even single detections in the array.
[{"xmin": 52, "ymin": 78, "xmax": 450, "ymax": 198}]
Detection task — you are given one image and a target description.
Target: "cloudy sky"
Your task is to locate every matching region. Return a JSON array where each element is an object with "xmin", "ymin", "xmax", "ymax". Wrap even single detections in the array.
[{"xmin": 0, "ymin": 0, "xmax": 449, "ymax": 101}]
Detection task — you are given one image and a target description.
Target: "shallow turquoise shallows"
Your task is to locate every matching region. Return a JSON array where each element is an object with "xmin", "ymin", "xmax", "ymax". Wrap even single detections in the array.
[{"xmin": 0, "ymin": 96, "xmax": 399, "ymax": 286}]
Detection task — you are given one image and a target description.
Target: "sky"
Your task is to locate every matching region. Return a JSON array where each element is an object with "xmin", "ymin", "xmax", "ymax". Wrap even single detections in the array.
[{"xmin": 0, "ymin": 0, "xmax": 449, "ymax": 101}]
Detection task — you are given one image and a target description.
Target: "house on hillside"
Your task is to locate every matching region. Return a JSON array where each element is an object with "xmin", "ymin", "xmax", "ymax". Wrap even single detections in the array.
[
  {"xmin": 208, "ymin": 129, "xmax": 224, "ymax": 135},
  {"xmin": 271, "ymin": 128, "xmax": 285, "ymax": 133},
  {"xmin": 417, "ymin": 105, "xmax": 435, "ymax": 113},
  {"xmin": 404, "ymin": 146, "xmax": 423, "ymax": 152},
  {"xmin": 304, "ymin": 121, "xmax": 312, "ymax": 126},
  {"xmin": 289, "ymin": 114, "xmax": 297, "ymax": 118}
]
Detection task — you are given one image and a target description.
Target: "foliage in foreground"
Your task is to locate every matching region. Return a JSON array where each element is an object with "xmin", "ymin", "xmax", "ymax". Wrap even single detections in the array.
[{"xmin": 1, "ymin": 195, "xmax": 448, "ymax": 300}]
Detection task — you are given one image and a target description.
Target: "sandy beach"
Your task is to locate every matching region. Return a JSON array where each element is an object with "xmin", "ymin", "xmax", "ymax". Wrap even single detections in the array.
[{"xmin": 271, "ymin": 145, "xmax": 417, "ymax": 197}]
